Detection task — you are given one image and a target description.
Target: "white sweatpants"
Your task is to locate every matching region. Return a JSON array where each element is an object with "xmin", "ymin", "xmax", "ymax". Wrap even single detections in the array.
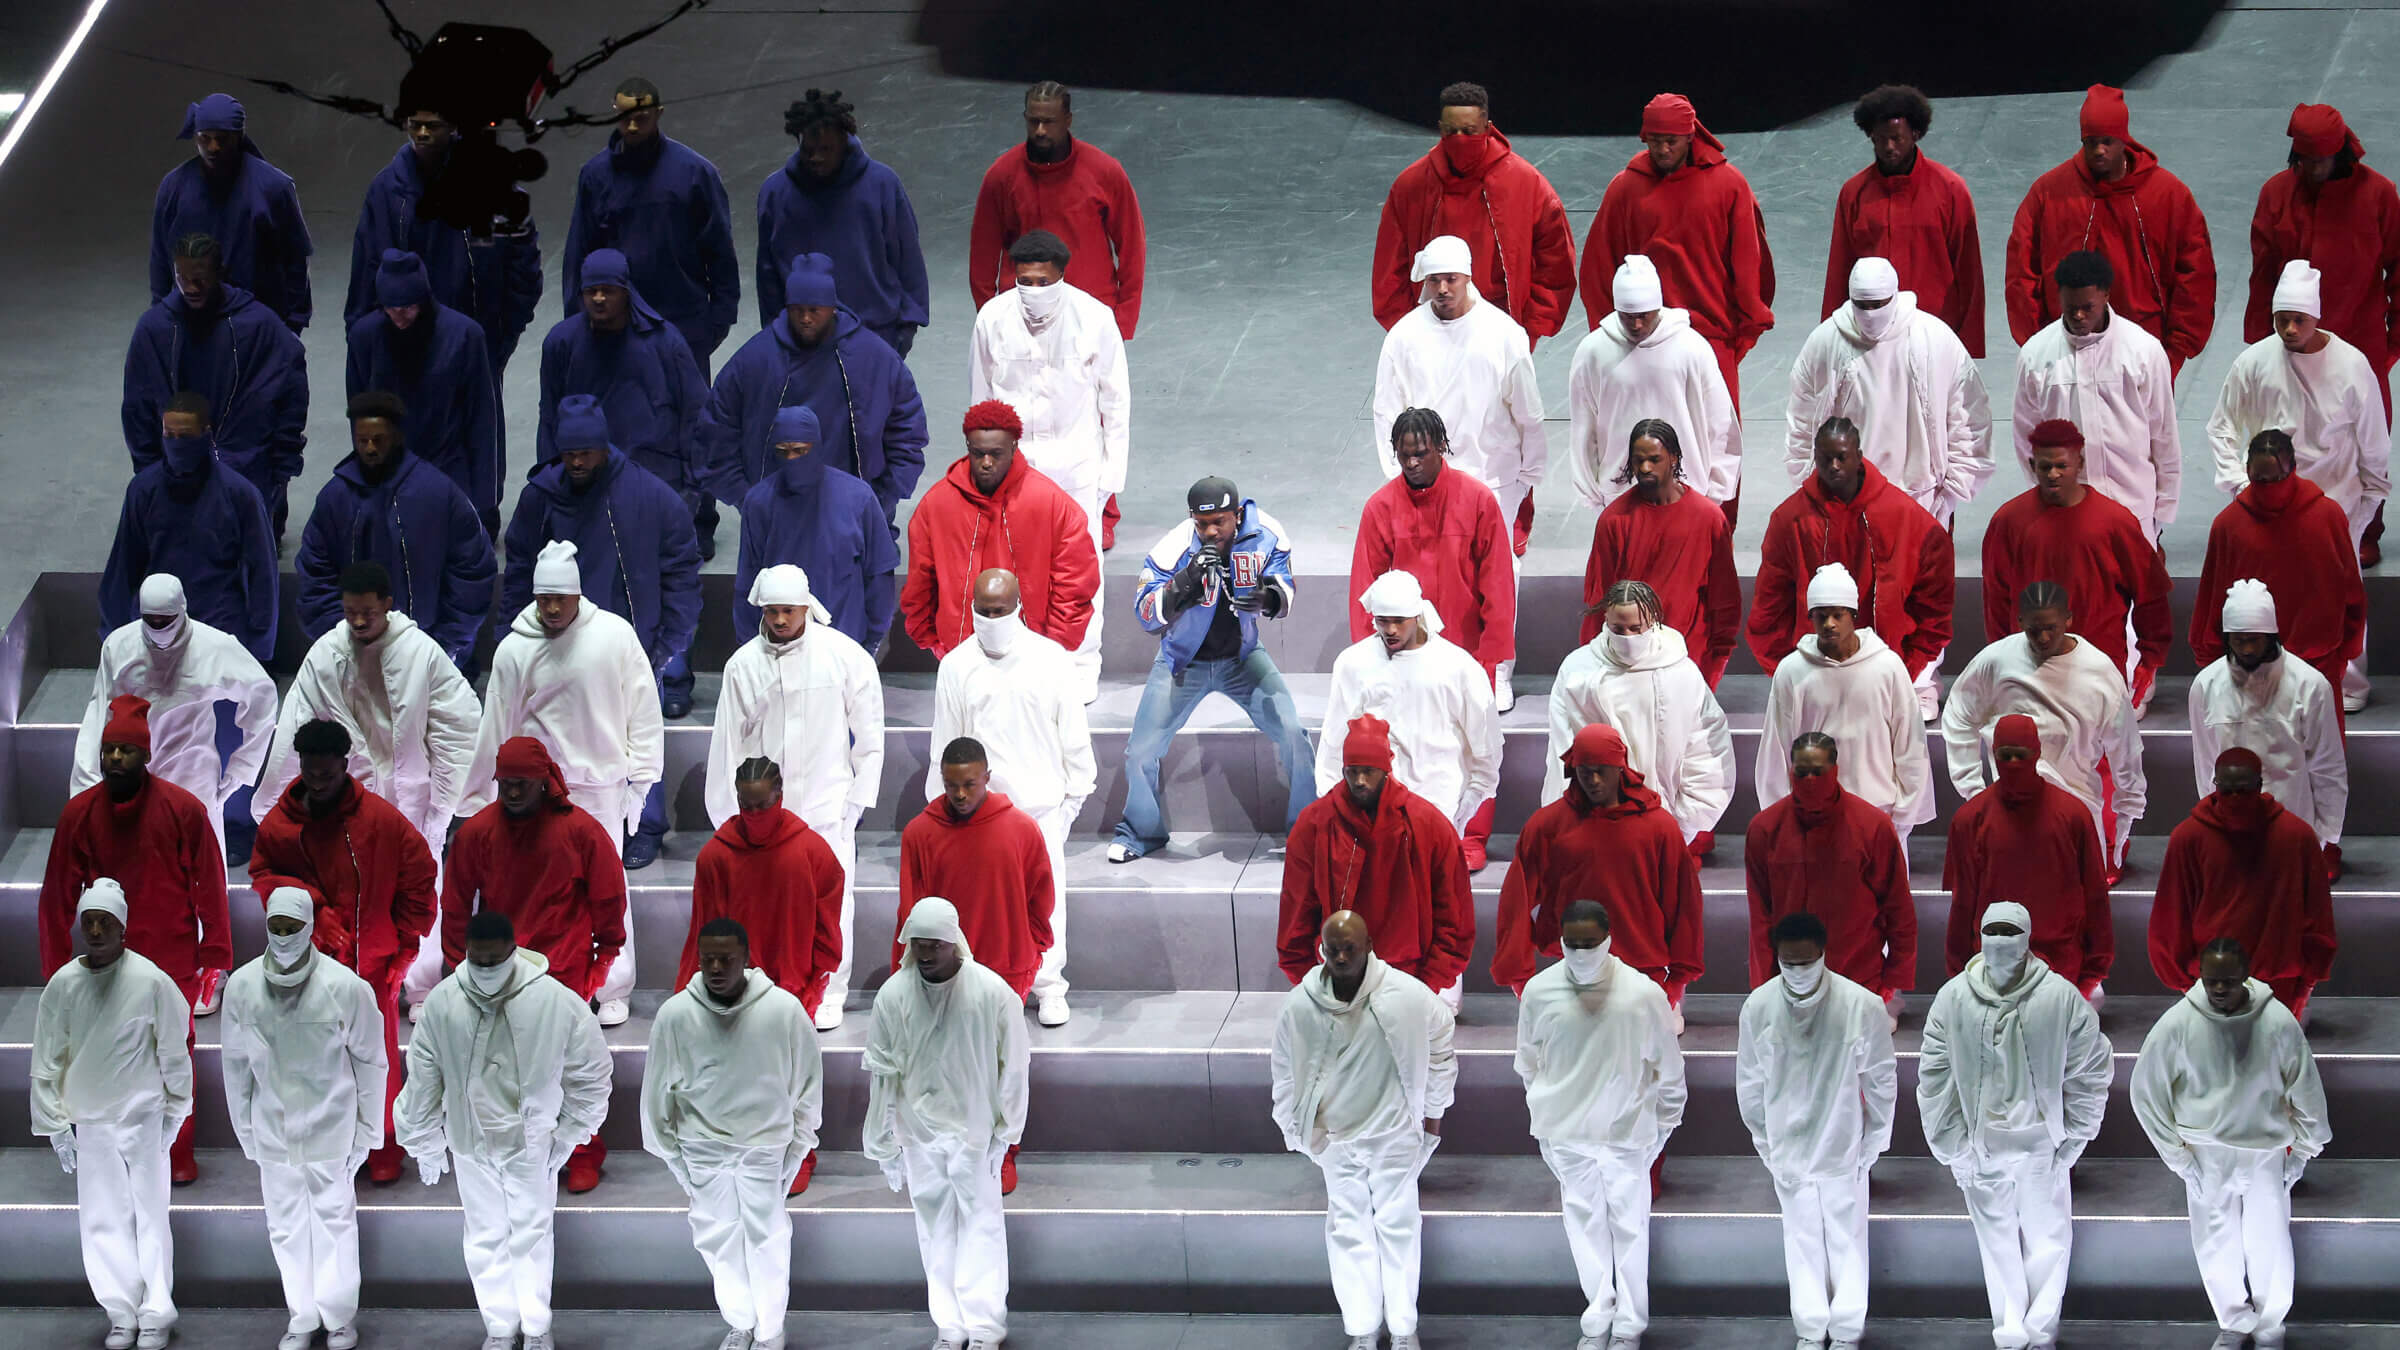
[
  {"xmin": 258, "ymin": 1158, "xmax": 361, "ymax": 1333},
  {"xmin": 580, "ymin": 782, "xmax": 641, "ymax": 1006},
  {"xmin": 1027, "ymin": 802, "xmax": 1071, "ymax": 1003},
  {"xmin": 74, "ymin": 1116, "xmax": 176, "ymax": 1331},
  {"xmin": 2185, "ymin": 1149, "xmax": 2294, "ymax": 1343},
  {"xmin": 1543, "ymin": 1141, "xmax": 1652, "ymax": 1341},
  {"xmin": 901, "ymin": 1136, "xmax": 1011, "ymax": 1342},
  {"xmin": 453, "ymin": 1149, "xmax": 561, "ymax": 1338},
  {"xmin": 1317, "ymin": 1128, "xmax": 1439, "ymax": 1338},
  {"xmin": 1770, "ymin": 1170, "xmax": 1870, "ymax": 1343},
  {"xmin": 802, "ymin": 810, "xmax": 860, "ymax": 1013},
  {"xmin": 1958, "ymin": 1150, "xmax": 2074, "ymax": 1349},
  {"xmin": 2348, "ymin": 510, "xmax": 2371, "ymax": 705},
  {"xmin": 684, "ymin": 1142, "xmax": 795, "ymax": 1338}
]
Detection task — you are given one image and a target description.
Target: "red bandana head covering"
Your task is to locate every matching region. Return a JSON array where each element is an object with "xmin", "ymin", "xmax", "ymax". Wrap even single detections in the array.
[
  {"xmin": 1641, "ymin": 93, "xmax": 1698, "ymax": 137},
  {"xmin": 2287, "ymin": 103, "xmax": 2364, "ymax": 160},
  {"xmin": 2079, "ymin": 85, "xmax": 2131, "ymax": 141},
  {"xmin": 1342, "ymin": 714, "xmax": 1395, "ymax": 771},
  {"xmin": 962, "ymin": 399, "xmax": 1023, "ymax": 438},
  {"xmin": 1564, "ymin": 723, "xmax": 1630, "ymax": 768},
  {"xmin": 102, "ymin": 695, "xmax": 152, "ymax": 750},
  {"xmin": 494, "ymin": 736, "xmax": 571, "ymax": 809},
  {"xmin": 2028, "ymin": 418, "xmax": 2086, "ymax": 450},
  {"xmin": 1992, "ymin": 714, "xmax": 2044, "ymax": 807}
]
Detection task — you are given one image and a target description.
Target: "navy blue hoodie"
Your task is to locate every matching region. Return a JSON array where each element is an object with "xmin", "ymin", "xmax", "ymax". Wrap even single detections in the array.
[{"xmin": 754, "ymin": 137, "xmax": 928, "ymax": 349}]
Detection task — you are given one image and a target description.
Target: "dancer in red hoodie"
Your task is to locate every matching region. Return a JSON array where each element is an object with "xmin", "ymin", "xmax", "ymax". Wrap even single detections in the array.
[
  {"xmin": 1580, "ymin": 93, "xmax": 1775, "ymax": 402},
  {"xmin": 2192, "ymin": 428, "xmax": 2368, "ymax": 702},
  {"xmin": 2005, "ymin": 85, "xmax": 2216, "ymax": 375},
  {"xmin": 248, "ymin": 718, "xmax": 437, "ymax": 1182},
  {"xmin": 895, "ymin": 736, "xmax": 1056, "ymax": 1000},
  {"xmin": 1942, "ymin": 715, "xmax": 2112, "ymax": 995},
  {"xmin": 1277, "ymin": 715, "xmax": 1475, "ymax": 999},
  {"xmin": 2150, "ymin": 748, "xmax": 2337, "ymax": 1017},
  {"xmin": 1744, "ymin": 732, "xmax": 1914, "ymax": 1024},
  {"xmin": 2248, "ymin": 102, "xmax": 2400, "ymax": 427},
  {"xmin": 968, "ymin": 81, "xmax": 1145, "ymax": 338},
  {"xmin": 901, "ymin": 400, "xmax": 1099, "ymax": 659},
  {"xmin": 681, "ymin": 755, "xmax": 846, "ymax": 1015}
]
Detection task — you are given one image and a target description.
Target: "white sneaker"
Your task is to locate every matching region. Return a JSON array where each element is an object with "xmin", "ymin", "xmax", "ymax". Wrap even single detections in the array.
[
  {"xmin": 596, "ymin": 998, "xmax": 629, "ymax": 1028},
  {"xmin": 1496, "ymin": 682, "xmax": 1516, "ymax": 714},
  {"xmin": 2345, "ymin": 687, "xmax": 2369, "ymax": 714},
  {"xmin": 1107, "ymin": 841, "xmax": 1136, "ymax": 863},
  {"xmin": 1576, "ymin": 1338, "xmax": 1605, "ymax": 1350},
  {"xmin": 966, "ymin": 1339, "xmax": 1006, "ymax": 1350},
  {"xmin": 1345, "ymin": 1337, "xmax": 1377, "ymax": 1350},
  {"xmin": 279, "ymin": 1331, "xmax": 312, "ymax": 1350},
  {"xmin": 135, "ymin": 1331, "xmax": 169, "ymax": 1350},
  {"xmin": 1037, "ymin": 993, "xmax": 1071, "ymax": 1026},
  {"xmin": 1391, "ymin": 1336, "xmax": 1422, "ymax": 1350},
  {"xmin": 103, "ymin": 1327, "xmax": 135, "ymax": 1350},
  {"xmin": 479, "ymin": 1335, "xmax": 515, "ymax": 1350},
  {"xmin": 719, "ymin": 1330, "xmax": 755, "ymax": 1350},
  {"xmin": 814, "ymin": 1000, "xmax": 845, "ymax": 1032},
  {"xmin": 1794, "ymin": 1338, "xmax": 1825, "ymax": 1350},
  {"xmin": 932, "ymin": 1336, "xmax": 962, "ymax": 1350},
  {"xmin": 327, "ymin": 1328, "xmax": 359, "ymax": 1350},
  {"xmin": 524, "ymin": 1335, "xmax": 555, "ymax": 1350},
  {"xmin": 1829, "ymin": 1341, "xmax": 1861, "ymax": 1350},
  {"xmin": 1610, "ymin": 1334, "xmax": 1642, "ymax": 1349}
]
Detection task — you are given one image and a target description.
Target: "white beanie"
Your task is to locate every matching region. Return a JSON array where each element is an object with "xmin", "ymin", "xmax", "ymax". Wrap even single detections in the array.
[
  {"xmin": 1410, "ymin": 235, "xmax": 1472, "ymax": 283},
  {"xmin": 139, "ymin": 573, "xmax": 188, "ymax": 618},
  {"xmin": 1358, "ymin": 569, "xmax": 1445, "ymax": 634},
  {"xmin": 1977, "ymin": 900, "xmax": 2032, "ymax": 934},
  {"xmin": 78, "ymin": 878, "xmax": 128, "ymax": 925},
  {"xmin": 266, "ymin": 886, "xmax": 315, "ymax": 926},
  {"xmin": 1613, "ymin": 254, "xmax": 1663, "ymax": 312},
  {"xmin": 746, "ymin": 562, "xmax": 833, "ymax": 625},
  {"xmin": 2221, "ymin": 578, "xmax": 2279, "ymax": 634},
  {"xmin": 1848, "ymin": 256, "xmax": 1900, "ymax": 303},
  {"xmin": 1805, "ymin": 563, "xmax": 1860, "ymax": 612},
  {"xmin": 2271, "ymin": 259, "xmax": 2322, "ymax": 319},
  {"xmin": 531, "ymin": 540, "xmax": 583, "ymax": 596}
]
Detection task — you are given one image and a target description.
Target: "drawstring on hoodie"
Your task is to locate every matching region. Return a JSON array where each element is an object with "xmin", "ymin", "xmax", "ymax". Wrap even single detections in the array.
[{"xmin": 2076, "ymin": 197, "xmax": 2165, "ymax": 314}]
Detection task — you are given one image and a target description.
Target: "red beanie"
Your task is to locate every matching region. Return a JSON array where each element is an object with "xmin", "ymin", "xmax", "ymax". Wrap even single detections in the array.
[
  {"xmin": 2079, "ymin": 85, "xmax": 2131, "ymax": 141},
  {"xmin": 101, "ymin": 695, "xmax": 151, "ymax": 750},
  {"xmin": 1640, "ymin": 93, "xmax": 1697, "ymax": 138},
  {"xmin": 2028, "ymin": 418, "xmax": 2086, "ymax": 450},
  {"xmin": 962, "ymin": 399, "xmax": 1023, "ymax": 438},
  {"xmin": 2287, "ymin": 103, "xmax": 2364, "ymax": 160},
  {"xmin": 1342, "ymin": 714, "xmax": 1395, "ymax": 771}
]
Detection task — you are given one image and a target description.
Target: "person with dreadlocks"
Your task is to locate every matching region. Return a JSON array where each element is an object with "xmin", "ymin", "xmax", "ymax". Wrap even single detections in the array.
[
  {"xmin": 150, "ymin": 93, "xmax": 314, "ymax": 333},
  {"xmin": 1823, "ymin": 85, "xmax": 1987, "ymax": 356},
  {"xmin": 1549, "ymin": 579, "xmax": 1735, "ymax": 857},
  {"xmin": 1567, "ymin": 256, "xmax": 1743, "ymax": 521},
  {"xmin": 969, "ymin": 81, "xmax": 1146, "ymax": 339},
  {"xmin": 1352, "ymin": 405, "xmax": 1517, "ymax": 721},
  {"xmin": 758, "ymin": 88, "xmax": 929, "ymax": 357},
  {"xmin": 1579, "ymin": 420, "xmax": 1741, "ymax": 685},
  {"xmin": 682, "ymin": 757, "xmax": 847, "ymax": 1039},
  {"xmin": 563, "ymin": 78, "xmax": 741, "ymax": 369}
]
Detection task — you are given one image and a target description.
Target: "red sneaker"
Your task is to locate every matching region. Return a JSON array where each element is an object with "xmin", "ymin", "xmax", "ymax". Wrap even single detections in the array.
[
  {"xmin": 1461, "ymin": 837, "xmax": 1488, "ymax": 873},
  {"xmin": 1688, "ymin": 831, "xmax": 1716, "ymax": 860},
  {"xmin": 2326, "ymin": 842, "xmax": 2344, "ymax": 882},
  {"xmin": 1000, "ymin": 1143, "xmax": 1020, "ymax": 1196},
  {"xmin": 789, "ymin": 1148, "xmax": 818, "ymax": 1196},
  {"xmin": 1101, "ymin": 494, "xmax": 1120, "ymax": 551},
  {"xmin": 367, "ymin": 1143, "xmax": 405, "ymax": 1185},
  {"xmin": 170, "ymin": 1119, "xmax": 198, "ymax": 1185},
  {"xmin": 564, "ymin": 1161, "xmax": 603, "ymax": 1194}
]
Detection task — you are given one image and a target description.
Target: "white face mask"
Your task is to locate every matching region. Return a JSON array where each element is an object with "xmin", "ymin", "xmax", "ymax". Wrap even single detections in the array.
[
  {"xmin": 1855, "ymin": 299, "xmax": 1901, "ymax": 342},
  {"xmin": 141, "ymin": 613, "xmax": 185, "ymax": 649},
  {"xmin": 1780, "ymin": 957, "xmax": 1826, "ymax": 998},
  {"xmin": 264, "ymin": 926, "xmax": 314, "ymax": 986},
  {"xmin": 1604, "ymin": 628, "xmax": 1652, "ymax": 663},
  {"xmin": 1018, "ymin": 280, "xmax": 1066, "ymax": 324},
  {"xmin": 1561, "ymin": 939, "xmax": 1610, "ymax": 986},
  {"xmin": 464, "ymin": 959, "xmax": 513, "ymax": 996},
  {"xmin": 1982, "ymin": 930, "xmax": 2032, "ymax": 986},
  {"xmin": 972, "ymin": 605, "xmax": 1024, "ymax": 658}
]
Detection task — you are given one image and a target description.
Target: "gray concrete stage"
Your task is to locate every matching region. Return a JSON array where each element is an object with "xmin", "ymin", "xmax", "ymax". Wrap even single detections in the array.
[{"xmin": 3, "ymin": 0, "xmax": 2400, "ymax": 608}]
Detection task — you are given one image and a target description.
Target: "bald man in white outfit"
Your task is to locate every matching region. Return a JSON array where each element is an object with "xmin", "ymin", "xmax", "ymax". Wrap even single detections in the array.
[
  {"xmin": 707, "ymin": 563, "xmax": 885, "ymax": 1030},
  {"xmin": 1568, "ymin": 254, "xmax": 1743, "ymax": 515},
  {"xmin": 2189, "ymin": 580, "xmax": 2347, "ymax": 861},
  {"xmin": 1755, "ymin": 563, "xmax": 1932, "ymax": 850},
  {"xmin": 462, "ymin": 539, "xmax": 663, "ymax": 1025},
  {"xmin": 925, "ymin": 567, "xmax": 1095, "ymax": 1026}
]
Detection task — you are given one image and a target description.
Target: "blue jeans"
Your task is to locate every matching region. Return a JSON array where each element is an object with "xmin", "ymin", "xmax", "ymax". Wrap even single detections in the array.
[{"xmin": 1113, "ymin": 648, "xmax": 1313, "ymax": 855}]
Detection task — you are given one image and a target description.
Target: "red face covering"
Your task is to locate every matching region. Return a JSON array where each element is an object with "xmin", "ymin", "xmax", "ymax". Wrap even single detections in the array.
[
  {"xmin": 1439, "ymin": 131, "xmax": 1491, "ymax": 177},
  {"xmin": 2248, "ymin": 473, "xmax": 2298, "ymax": 511},
  {"xmin": 2209, "ymin": 748, "xmax": 2276, "ymax": 832},
  {"xmin": 1791, "ymin": 766, "xmax": 1841, "ymax": 824},
  {"xmin": 1992, "ymin": 714, "xmax": 2044, "ymax": 807}
]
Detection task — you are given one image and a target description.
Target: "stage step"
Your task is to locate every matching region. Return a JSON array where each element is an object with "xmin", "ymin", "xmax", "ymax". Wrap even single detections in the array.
[
  {"xmin": 0, "ymin": 989, "xmax": 2389, "ymax": 1162},
  {"xmin": 0, "ymin": 1147, "xmax": 2392, "ymax": 1320}
]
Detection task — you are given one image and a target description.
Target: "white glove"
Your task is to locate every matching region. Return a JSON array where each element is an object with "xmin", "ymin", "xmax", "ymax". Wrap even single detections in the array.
[
  {"xmin": 417, "ymin": 1156, "xmax": 446, "ymax": 1187},
  {"xmin": 2053, "ymin": 1138, "xmax": 2087, "ymax": 1172},
  {"xmin": 547, "ymin": 1135, "xmax": 579, "ymax": 1174},
  {"xmin": 2283, "ymin": 1149, "xmax": 2309, "ymax": 1189},
  {"xmin": 878, "ymin": 1158, "xmax": 906, "ymax": 1193},
  {"xmin": 162, "ymin": 1118, "xmax": 187, "ymax": 1161},
  {"xmin": 50, "ymin": 1133, "xmax": 75, "ymax": 1174},
  {"xmin": 781, "ymin": 1143, "xmax": 810, "ymax": 1186},
  {"xmin": 347, "ymin": 1143, "xmax": 373, "ymax": 1176}
]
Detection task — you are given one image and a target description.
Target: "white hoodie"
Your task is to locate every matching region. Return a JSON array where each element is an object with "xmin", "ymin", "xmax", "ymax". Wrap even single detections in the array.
[
  {"xmin": 2130, "ymin": 978, "xmax": 2330, "ymax": 1180},
  {"xmin": 1941, "ymin": 632, "xmax": 2146, "ymax": 860},
  {"xmin": 2205, "ymin": 329, "xmax": 2392, "ymax": 535},
  {"xmin": 2013, "ymin": 307, "xmax": 2182, "ymax": 539},
  {"xmin": 708, "ymin": 621, "xmax": 885, "ymax": 829},
  {"xmin": 221, "ymin": 946, "xmax": 385, "ymax": 1167},
  {"xmin": 859, "ymin": 923, "xmax": 1031, "ymax": 1160},
  {"xmin": 1917, "ymin": 954, "xmax": 2112, "ymax": 1169},
  {"xmin": 1514, "ymin": 952, "xmax": 1686, "ymax": 1154},
  {"xmin": 462, "ymin": 601, "xmax": 664, "ymax": 817},
  {"xmin": 923, "ymin": 625, "xmax": 1095, "ymax": 814},
  {"xmin": 73, "ymin": 615, "xmax": 276, "ymax": 803},
  {"xmin": 1756, "ymin": 626, "xmax": 1931, "ymax": 827},
  {"xmin": 252, "ymin": 612, "xmax": 482, "ymax": 832},
  {"xmin": 1543, "ymin": 623, "xmax": 1734, "ymax": 842},
  {"xmin": 1317, "ymin": 630, "xmax": 1502, "ymax": 827},
  {"xmin": 642, "ymin": 969, "xmax": 824, "ymax": 1186},
  {"xmin": 968, "ymin": 279, "xmax": 1132, "ymax": 499},
  {"xmin": 1272, "ymin": 954, "xmax": 1458, "ymax": 1158},
  {"xmin": 1372, "ymin": 293, "xmax": 1548, "ymax": 513},
  {"xmin": 2188, "ymin": 652, "xmax": 2346, "ymax": 847},
  {"xmin": 393, "ymin": 948, "xmax": 613, "ymax": 1164},
  {"xmin": 1734, "ymin": 968, "xmax": 1896, "ymax": 1182},
  {"xmin": 1783, "ymin": 293, "xmax": 1994, "ymax": 523},
  {"xmin": 30, "ymin": 948, "xmax": 193, "ymax": 1134},
  {"xmin": 1567, "ymin": 307, "xmax": 1741, "ymax": 511}
]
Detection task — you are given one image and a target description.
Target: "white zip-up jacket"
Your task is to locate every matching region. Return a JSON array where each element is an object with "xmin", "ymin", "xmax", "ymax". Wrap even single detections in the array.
[
  {"xmin": 1543, "ymin": 624, "xmax": 1734, "ymax": 842},
  {"xmin": 393, "ymin": 948, "xmax": 613, "ymax": 1163},
  {"xmin": 1567, "ymin": 307, "xmax": 1740, "ymax": 510},
  {"xmin": 2130, "ymin": 978, "xmax": 2331, "ymax": 1179},
  {"xmin": 968, "ymin": 280, "xmax": 1132, "ymax": 498},
  {"xmin": 1318, "ymin": 631, "xmax": 1502, "ymax": 827},
  {"xmin": 73, "ymin": 617, "xmax": 276, "ymax": 802},
  {"xmin": 923, "ymin": 628, "xmax": 1095, "ymax": 814},
  {"xmin": 1272, "ymin": 955, "xmax": 1457, "ymax": 1158},
  {"xmin": 1734, "ymin": 969, "xmax": 1897, "ymax": 1182},
  {"xmin": 220, "ymin": 950, "xmax": 385, "ymax": 1166},
  {"xmin": 253, "ymin": 612, "xmax": 481, "ymax": 831},
  {"xmin": 1756, "ymin": 626, "xmax": 1931, "ymax": 827},
  {"xmin": 2013, "ymin": 307, "xmax": 2182, "ymax": 539},
  {"xmin": 463, "ymin": 601, "xmax": 664, "ymax": 817},
  {"xmin": 2188, "ymin": 653, "xmax": 2346, "ymax": 846},
  {"xmin": 641, "ymin": 969, "xmax": 824, "ymax": 1186},
  {"xmin": 1514, "ymin": 953, "xmax": 1687, "ymax": 1153},
  {"xmin": 1373, "ymin": 295, "xmax": 1547, "ymax": 511},
  {"xmin": 1783, "ymin": 294, "xmax": 1994, "ymax": 522},
  {"xmin": 707, "ymin": 623, "xmax": 885, "ymax": 829}
]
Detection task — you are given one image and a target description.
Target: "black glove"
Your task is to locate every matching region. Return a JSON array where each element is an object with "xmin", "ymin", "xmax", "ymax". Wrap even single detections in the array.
[
  {"xmin": 1231, "ymin": 582, "xmax": 1284, "ymax": 618},
  {"xmin": 1162, "ymin": 556, "xmax": 1212, "ymax": 614}
]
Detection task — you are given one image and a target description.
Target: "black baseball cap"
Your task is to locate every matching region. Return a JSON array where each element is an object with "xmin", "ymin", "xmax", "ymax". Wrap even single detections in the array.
[{"xmin": 1187, "ymin": 476, "xmax": 1240, "ymax": 514}]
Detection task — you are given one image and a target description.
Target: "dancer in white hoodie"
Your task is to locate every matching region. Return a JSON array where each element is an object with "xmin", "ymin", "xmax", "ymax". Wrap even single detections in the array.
[
  {"xmin": 861, "ymin": 899, "xmax": 1032, "ymax": 1350},
  {"xmin": 642, "ymin": 916, "xmax": 825, "ymax": 1350},
  {"xmin": 2188, "ymin": 580, "xmax": 2347, "ymax": 856},
  {"xmin": 1318, "ymin": 570, "xmax": 1504, "ymax": 847},
  {"xmin": 1271, "ymin": 909, "xmax": 1459, "ymax": 1350},
  {"xmin": 1918, "ymin": 901, "xmax": 2114, "ymax": 1350},
  {"xmin": 1516, "ymin": 899, "xmax": 1687, "ymax": 1350},
  {"xmin": 1755, "ymin": 563, "xmax": 1932, "ymax": 846},
  {"xmin": 1569, "ymin": 254, "xmax": 1742, "ymax": 514},
  {"xmin": 1545, "ymin": 579, "xmax": 1735, "ymax": 852},
  {"xmin": 2131, "ymin": 937, "xmax": 2330, "ymax": 1350},
  {"xmin": 221, "ymin": 888, "xmax": 385, "ymax": 1350},
  {"xmin": 395, "ymin": 910, "xmax": 613, "ymax": 1350}
]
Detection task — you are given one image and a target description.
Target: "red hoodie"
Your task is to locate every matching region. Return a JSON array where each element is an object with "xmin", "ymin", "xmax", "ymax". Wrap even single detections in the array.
[
  {"xmin": 40, "ymin": 772, "xmax": 230, "ymax": 981},
  {"xmin": 1580, "ymin": 128, "xmax": 1776, "ymax": 396},
  {"xmin": 1823, "ymin": 150, "xmax": 1987, "ymax": 358},
  {"xmin": 441, "ymin": 795, "xmax": 627, "ymax": 998},
  {"xmin": 250, "ymin": 776, "xmax": 438, "ymax": 988},
  {"xmin": 1744, "ymin": 784, "xmax": 1915, "ymax": 995},
  {"xmin": 1981, "ymin": 485, "xmax": 2174, "ymax": 691},
  {"xmin": 1350, "ymin": 462, "xmax": 1518, "ymax": 673},
  {"xmin": 2247, "ymin": 159, "xmax": 2400, "ymax": 381},
  {"xmin": 1278, "ymin": 775, "xmax": 1475, "ymax": 990},
  {"xmin": 2006, "ymin": 142, "xmax": 2217, "ymax": 368},
  {"xmin": 1581, "ymin": 484, "xmax": 1742, "ymax": 684},
  {"xmin": 1943, "ymin": 777, "xmax": 2112, "ymax": 990},
  {"xmin": 1371, "ymin": 126, "xmax": 1578, "ymax": 338},
  {"xmin": 2149, "ymin": 791, "xmax": 2336, "ymax": 1002},
  {"xmin": 968, "ymin": 138, "xmax": 1146, "ymax": 337},
  {"xmin": 1492, "ymin": 777, "xmax": 1701, "ymax": 996},
  {"xmin": 682, "ymin": 806, "xmax": 846, "ymax": 1015},
  {"xmin": 1747, "ymin": 461, "xmax": 1954, "ymax": 677},
  {"xmin": 895, "ymin": 791, "xmax": 1054, "ymax": 997},
  {"xmin": 901, "ymin": 451, "xmax": 1099, "ymax": 658},
  {"xmin": 2192, "ymin": 474, "xmax": 2366, "ymax": 685}
]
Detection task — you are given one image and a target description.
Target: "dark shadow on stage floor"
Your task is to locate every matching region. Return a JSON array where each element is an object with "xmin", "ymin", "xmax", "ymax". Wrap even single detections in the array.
[{"xmin": 914, "ymin": 0, "xmax": 2228, "ymax": 134}]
